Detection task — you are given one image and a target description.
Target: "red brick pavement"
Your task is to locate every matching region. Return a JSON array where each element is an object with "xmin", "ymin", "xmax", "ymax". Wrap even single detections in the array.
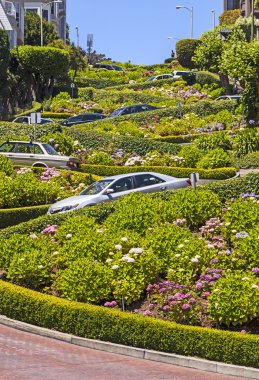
[{"xmin": 0, "ymin": 324, "xmax": 253, "ymax": 380}]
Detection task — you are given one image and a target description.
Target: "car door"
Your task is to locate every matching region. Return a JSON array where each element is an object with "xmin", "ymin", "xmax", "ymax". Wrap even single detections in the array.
[
  {"xmin": 133, "ymin": 174, "xmax": 167, "ymax": 194},
  {"xmin": 104, "ymin": 176, "xmax": 135, "ymax": 201}
]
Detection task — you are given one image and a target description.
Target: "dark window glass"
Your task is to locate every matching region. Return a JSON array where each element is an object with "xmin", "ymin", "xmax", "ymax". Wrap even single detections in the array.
[
  {"xmin": 108, "ymin": 177, "xmax": 133, "ymax": 193},
  {"xmin": 0, "ymin": 143, "xmax": 15, "ymax": 152},
  {"xmin": 134, "ymin": 174, "xmax": 164, "ymax": 188},
  {"xmin": 82, "ymin": 114, "xmax": 95, "ymax": 121},
  {"xmin": 226, "ymin": 0, "xmax": 240, "ymax": 9}
]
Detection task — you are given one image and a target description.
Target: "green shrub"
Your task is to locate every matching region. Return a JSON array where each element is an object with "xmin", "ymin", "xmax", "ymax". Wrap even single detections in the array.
[
  {"xmin": 179, "ymin": 145, "xmax": 202, "ymax": 168},
  {"xmin": 234, "ymin": 151, "xmax": 259, "ymax": 168},
  {"xmin": 0, "ymin": 155, "xmax": 14, "ymax": 176},
  {"xmin": 195, "ymin": 132, "xmax": 232, "ymax": 152},
  {"xmin": 0, "ymin": 281, "xmax": 258, "ymax": 367},
  {"xmin": 0, "ymin": 204, "xmax": 49, "ymax": 229},
  {"xmin": 54, "ymin": 259, "xmax": 113, "ymax": 303},
  {"xmin": 175, "ymin": 39, "xmax": 200, "ymax": 69},
  {"xmin": 208, "ymin": 271, "xmax": 259, "ymax": 327},
  {"xmin": 233, "ymin": 129, "xmax": 259, "ymax": 157},
  {"xmin": 197, "ymin": 149, "xmax": 232, "ymax": 169},
  {"xmin": 81, "ymin": 163, "xmax": 236, "ymax": 180}
]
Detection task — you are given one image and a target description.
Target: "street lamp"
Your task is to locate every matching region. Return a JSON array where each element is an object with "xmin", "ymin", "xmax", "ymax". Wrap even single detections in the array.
[
  {"xmin": 212, "ymin": 9, "xmax": 216, "ymax": 29},
  {"xmin": 75, "ymin": 26, "xmax": 79, "ymax": 47},
  {"xmin": 40, "ymin": 0, "xmax": 62, "ymax": 46},
  {"xmin": 176, "ymin": 5, "xmax": 193, "ymax": 39}
]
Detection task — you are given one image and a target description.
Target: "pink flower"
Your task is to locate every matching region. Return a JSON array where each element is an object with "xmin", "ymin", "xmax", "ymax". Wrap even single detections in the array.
[
  {"xmin": 182, "ymin": 303, "xmax": 191, "ymax": 310},
  {"xmin": 144, "ymin": 310, "xmax": 153, "ymax": 316}
]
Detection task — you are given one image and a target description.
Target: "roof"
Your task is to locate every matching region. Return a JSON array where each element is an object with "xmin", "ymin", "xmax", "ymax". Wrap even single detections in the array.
[{"xmin": 0, "ymin": 2, "xmax": 13, "ymax": 31}]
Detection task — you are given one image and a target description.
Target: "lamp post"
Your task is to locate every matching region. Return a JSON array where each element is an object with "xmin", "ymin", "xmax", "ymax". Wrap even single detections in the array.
[
  {"xmin": 167, "ymin": 36, "xmax": 179, "ymax": 58},
  {"xmin": 176, "ymin": 5, "xmax": 193, "ymax": 39},
  {"xmin": 251, "ymin": 0, "xmax": 254, "ymax": 41},
  {"xmin": 40, "ymin": 0, "xmax": 62, "ymax": 46},
  {"xmin": 212, "ymin": 9, "xmax": 216, "ymax": 29},
  {"xmin": 75, "ymin": 26, "xmax": 79, "ymax": 47}
]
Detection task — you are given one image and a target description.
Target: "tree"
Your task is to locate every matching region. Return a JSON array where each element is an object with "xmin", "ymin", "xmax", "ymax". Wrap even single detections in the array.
[
  {"xmin": 12, "ymin": 46, "xmax": 70, "ymax": 101},
  {"xmin": 192, "ymin": 25, "xmax": 246, "ymax": 93},
  {"xmin": 219, "ymin": 10, "xmax": 241, "ymax": 25},
  {"xmin": 24, "ymin": 11, "xmax": 59, "ymax": 46},
  {"xmin": 175, "ymin": 39, "xmax": 200, "ymax": 69},
  {"xmin": 220, "ymin": 40, "xmax": 259, "ymax": 120},
  {"xmin": 0, "ymin": 30, "xmax": 11, "ymax": 118}
]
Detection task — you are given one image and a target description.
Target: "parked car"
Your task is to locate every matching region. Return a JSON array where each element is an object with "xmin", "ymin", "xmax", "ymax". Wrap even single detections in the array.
[
  {"xmin": 146, "ymin": 74, "xmax": 174, "ymax": 82},
  {"xmin": 0, "ymin": 140, "xmax": 80, "ymax": 169},
  {"xmin": 12, "ymin": 116, "xmax": 53, "ymax": 124},
  {"xmin": 172, "ymin": 70, "xmax": 194, "ymax": 79},
  {"xmin": 215, "ymin": 95, "xmax": 241, "ymax": 102},
  {"xmin": 48, "ymin": 172, "xmax": 191, "ymax": 214},
  {"xmin": 93, "ymin": 63, "xmax": 125, "ymax": 73},
  {"xmin": 109, "ymin": 104, "xmax": 158, "ymax": 117},
  {"xmin": 61, "ymin": 113, "xmax": 106, "ymax": 127}
]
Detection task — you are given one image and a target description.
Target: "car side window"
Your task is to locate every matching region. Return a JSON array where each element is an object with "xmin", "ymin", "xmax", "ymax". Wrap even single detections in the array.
[
  {"xmin": 30, "ymin": 144, "xmax": 43, "ymax": 154},
  {"xmin": 82, "ymin": 114, "xmax": 95, "ymax": 121},
  {"xmin": 0, "ymin": 143, "xmax": 15, "ymax": 152},
  {"xmin": 134, "ymin": 174, "xmax": 164, "ymax": 188},
  {"xmin": 109, "ymin": 177, "xmax": 133, "ymax": 193}
]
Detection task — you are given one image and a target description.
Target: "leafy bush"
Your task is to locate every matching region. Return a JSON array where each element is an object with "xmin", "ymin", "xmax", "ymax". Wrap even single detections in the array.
[
  {"xmin": 208, "ymin": 271, "xmax": 259, "ymax": 327},
  {"xmin": 175, "ymin": 39, "xmax": 200, "ymax": 69},
  {"xmin": 0, "ymin": 205, "xmax": 49, "ymax": 229},
  {"xmin": 195, "ymin": 132, "xmax": 232, "ymax": 152},
  {"xmin": 0, "ymin": 155, "xmax": 14, "ymax": 176},
  {"xmin": 234, "ymin": 151, "xmax": 259, "ymax": 168},
  {"xmin": 179, "ymin": 145, "xmax": 202, "ymax": 168},
  {"xmin": 197, "ymin": 148, "xmax": 232, "ymax": 169},
  {"xmin": 233, "ymin": 129, "xmax": 259, "ymax": 157}
]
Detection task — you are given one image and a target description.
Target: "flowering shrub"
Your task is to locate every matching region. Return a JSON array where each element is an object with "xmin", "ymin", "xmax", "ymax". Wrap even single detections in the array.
[
  {"xmin": 0, "ymin": 155, "xmax": 14, "ymax": 176},
  {"xmin": 207, "ymin": 271, "xmax": 259, "ymax": 327},
  {"xmin": 197, "ymin": 149, "xmax": 232, "ymax": 169}
]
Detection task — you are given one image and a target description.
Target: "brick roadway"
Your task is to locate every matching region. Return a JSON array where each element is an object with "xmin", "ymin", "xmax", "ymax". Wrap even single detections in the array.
[{"xmin": 0, "ymin": 324, "xmax": 252, "ymax": 380}]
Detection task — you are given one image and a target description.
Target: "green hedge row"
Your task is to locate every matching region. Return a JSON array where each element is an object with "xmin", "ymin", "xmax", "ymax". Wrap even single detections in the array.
[
  {"xmin": 0, "ymin": 122, "xmax": 62, "ymax": 141},
  {"xmin": 66, "ymin": 130, "xmax": 180, "ymax": 155},
  {"xmin": 2, "ymin": 174, "xmax": 259, "ymax": 239},
  {"xmin": 75, "ymin": 77, "xmax": 121, "ymax": 89},
  {"xmin": 0, "ymin": 205, "xmax": 50, "ymax": 230},
  {"xmin": 11, "ymin": 102, "xmax": 42, "ymax": 120},
  {"xmin": 0, "ymin": 280, "xmax": 258, "ymax": 368},
  {"xmin": 41, "ymin": 112, "xmax": 73, "ymax": 120},
  {"xmin": 81, "ymin": 164, "xmax": 236, "ymax": 180}
]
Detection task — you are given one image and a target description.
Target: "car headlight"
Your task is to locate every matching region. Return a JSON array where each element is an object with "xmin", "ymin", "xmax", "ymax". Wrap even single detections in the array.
[{"xmin": 61, "ymin": 204, "xmax": 79, "ymax": 212}]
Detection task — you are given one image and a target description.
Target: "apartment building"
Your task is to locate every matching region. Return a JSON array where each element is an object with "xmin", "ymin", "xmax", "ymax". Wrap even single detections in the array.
[
  {"xmin": 224, "ymin": 0, "xmax": 259, "ymax": 17},
  {"xmin": 0, "ymin": 0, "xmax": 24, "ymax": 47},
  {"xmin": 24, "ymin": 0, "xmax": 66, "ymax": 42},
  {"xmin": 0, "ymin": 0, "xmax": 66, "ymax": 47}
]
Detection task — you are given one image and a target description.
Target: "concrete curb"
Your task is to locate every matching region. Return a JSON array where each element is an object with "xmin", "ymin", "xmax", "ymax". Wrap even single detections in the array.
[{"xmin": 0, "ymin": 315, "xmax": 258, "ymax": 379}]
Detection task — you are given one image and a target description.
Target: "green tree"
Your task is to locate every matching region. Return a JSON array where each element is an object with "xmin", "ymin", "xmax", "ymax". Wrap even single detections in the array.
[
  {"xmin": 220, "ymin": 40, "xmax": 259, "ymax": 120},
  {"xmin": 12, "ymin": 46, "xmax": 70, "ymax": 101},
  {"xmin": 175, "ymin": 39, "xmax": 200, "ymax": 69},
  {"xmin": 219, "ymin": 10, "xmax": 241, "ymax": 25},
  {"xmin": 24, "ymin": 11, "xmax": 59, "ymax": 46},
  {"xmin": 193, "ymin": 25, "xmax": 246, "ymax": 93},
  {"xmin": 0, "ymin": 30, "xmax": 11, "ymax": 118}
]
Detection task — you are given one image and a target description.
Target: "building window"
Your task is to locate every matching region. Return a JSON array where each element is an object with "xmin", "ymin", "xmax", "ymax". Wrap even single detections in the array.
[{"xmin": 226, "ymin": 0, "xmax": 240, "ymax": 10}]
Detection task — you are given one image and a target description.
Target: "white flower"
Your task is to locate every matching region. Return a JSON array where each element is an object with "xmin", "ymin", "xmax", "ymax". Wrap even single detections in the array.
[
  {"xmin": 207, "ymin": 244, "xmax": 215, "ymax": 249},
  {"xmin": 106, "ymin": 258, "xmax": 112, "ymax": 263},
  {"xmin": 231, "ymin": 230, "xmax": 237, "ymax": 233},
  {"xmin": 112, "ymin": 265, "xmax": 119, "ymax": 270},
  {"xmin": 121, "ymin": 255, "xmax": 129, "ymax": 261},
  {"xmin": 191, "ymin": 257, "xmax": 199, "ymax": 263},
  {"xmin": 115, "ymin": 244, "xmax": 122, "ymax": 250},
  {"xmin": 30, "ymin": 233, "xmax": 37, "ymax": 239},
  {"xmin": 215, "ymin": 303, "xmax": 219, "ymax": 309},
  {"xmin": 178, "ymin": 244, "xmax": 184, "ymax": 249},
  {"xmin": 242, "ymin": 277, "xmax": 249, "ymax": 281},
  {"xmin": 251, "ymin": 284, "xmax": 258, "ymax": 289},
  {"xmin": 129, "ymin": 248, "xmax": 143, "ymax": 254},
  {"xmin": 52, "ymin": 251, "xmax": 59, "ymax": 256},
  {"xmin": 127, "ymin": 257, "xmax": 135, "ymax": 263},
  {"xmin": 168, "ymin": 269, "xmax": 173, "ymax": 273},
  {"xmin": 97, "ymin": 229, "xmax": 103, "ymax": 233},
  {"xmin": 225, "ymin": 222, "xmax": 231, "ymax": 226},
  {"xmin": 38, "ymin": 265, "xmax": 43, "ymax": 269},
  {"xmin": 74, "ymin": 140, "xmax": 79, "ymax": 146},
  {"xmin": 121, "ymin": 237, "xmax": 128, "ymax": 242},
  {"xmin": 66, "ymin": 234, "xmax": 72, "ymax": 239},
  {"xmin": 175, "ymin": 254, "xmax": 181, "ymax": 258},
  {"xmin": 19, "ymin": 258, "xmax": 25, "ymax": 262}
]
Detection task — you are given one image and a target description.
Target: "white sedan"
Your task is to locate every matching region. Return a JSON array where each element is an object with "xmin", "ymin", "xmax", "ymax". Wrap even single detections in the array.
[{"xmin": 48, "ymin": 172, "xmax": 191, "ymax": 214}]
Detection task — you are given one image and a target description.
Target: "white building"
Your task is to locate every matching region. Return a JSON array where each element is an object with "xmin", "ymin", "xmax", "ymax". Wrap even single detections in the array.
[
  {"xmin": 24, "ymin": 0, "xmax": 66, "ymax": 43},
  {"xmin": 0, "ymin": 0, "xmax": 24, "ymax": 47}
]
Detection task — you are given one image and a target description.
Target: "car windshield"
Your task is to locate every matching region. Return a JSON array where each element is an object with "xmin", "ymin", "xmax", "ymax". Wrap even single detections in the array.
[
  {"xmin": 40, "ymin": 119, "xmax": 52, "ymax": 124},
  {"xmin": 109, "ymin": 108, "xmax": 123, "ymax": 117},
  {"xmin": 42, "ymin": 144, "xmax": 59, "ymax": 155},
  {"xmin": 147, "ymin": 76, "xmax": 156, "ymax": 81},
  {"xmin": 80, "ymin": 179, "xmax": 114, "ymax": 195}
]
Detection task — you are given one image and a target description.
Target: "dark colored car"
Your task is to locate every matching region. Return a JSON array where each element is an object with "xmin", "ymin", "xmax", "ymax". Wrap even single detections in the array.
[
  {"xmin": 109, "ymin": 104, "xmax": 158, "ymax": 118},
  {"xmin": 61, "ymin": 113, "xmax": 106, "ymax": 127},
  {"xmin": 93, "ymin": 63, "xmax": 125, "ymax": 72}
]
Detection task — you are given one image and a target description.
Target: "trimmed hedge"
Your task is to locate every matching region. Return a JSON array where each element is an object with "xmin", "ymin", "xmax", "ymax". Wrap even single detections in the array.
[
  {"xmin": 65, "ymin": 130, "xmax": 180, "ymax": 155},
  {"xmin": 0, "ymin": 205, "xmax": 50, "ymax": 230},
  {"xmin": 81, "ymin": 164, "xmax": 236, "ymax": 180},
  {"xmin": 41, "ymin": 112, "xmax": 74, "ymax": 120},
  {"xmin": 0, "ymin": 121, "xmax": 62, "ymax": 141},
  {"xmin": 0, "ymin": 280, "xmax": 258, "ymax": 368}
]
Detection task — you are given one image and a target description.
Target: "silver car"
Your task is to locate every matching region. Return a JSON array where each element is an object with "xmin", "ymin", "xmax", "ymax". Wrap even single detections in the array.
[
  {"xmin": 0, "ymin": 140, "xmax": 80, "ymax": 170},
  {"xmin": 48, "ymin": 172, "xmax": 191, "ymax": 214}
]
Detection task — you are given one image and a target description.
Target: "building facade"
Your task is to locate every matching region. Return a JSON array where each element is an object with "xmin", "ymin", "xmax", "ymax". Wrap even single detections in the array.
[
  {"xmin": 224, "ymin": 0, "xmax": 259, "ymax": 17},
  {"xmin": 24, "ymin": 0, "xmax": 66, "ymax": 42},
  {"xmin": 0, "ymin": 0, "xmax": 24, "ymax": 47}
]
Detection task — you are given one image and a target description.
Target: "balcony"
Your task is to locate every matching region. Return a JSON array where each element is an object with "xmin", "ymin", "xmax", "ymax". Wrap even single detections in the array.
[{"xmin": 5, "ymin": 1, "xmax": 16, "ymax": 18}]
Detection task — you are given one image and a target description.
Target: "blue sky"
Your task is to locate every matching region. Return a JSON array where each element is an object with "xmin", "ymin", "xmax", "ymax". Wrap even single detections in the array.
[{"xmin": 67, "ymin": 1, "xmax": 223, "ymax": 65}]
